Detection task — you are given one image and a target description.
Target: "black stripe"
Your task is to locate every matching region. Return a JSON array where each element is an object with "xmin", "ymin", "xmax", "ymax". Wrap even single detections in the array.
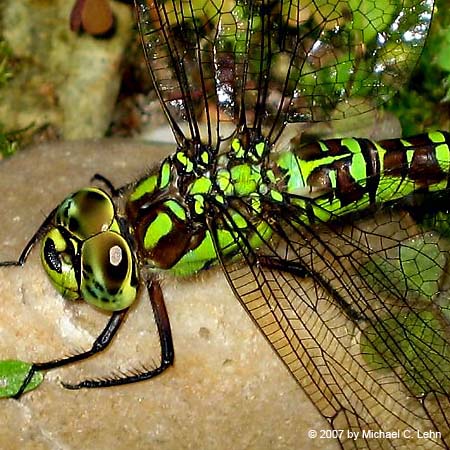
[{"xmin": 359, "ymin": 138, "xmax": 380, "ymax": 205}]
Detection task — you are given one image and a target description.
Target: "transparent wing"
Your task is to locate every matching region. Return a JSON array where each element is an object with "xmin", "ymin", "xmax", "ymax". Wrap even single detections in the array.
[
  {"xmin": 209, "ymin": 190, "xmax": 450, "ymax": 449},
  {"xmin": 135, "ymin": 0, "xmax": 434, "ymax": 151}
]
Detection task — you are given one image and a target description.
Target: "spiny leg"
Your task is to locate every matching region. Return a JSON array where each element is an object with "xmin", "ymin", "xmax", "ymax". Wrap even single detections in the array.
[
  {"xmin": 63, "ymin": 279, "xmax": 174, "ymax": 389},
  {"xmin": 13, "ymin": 309, "xmax": 128, "ymax": 399}
]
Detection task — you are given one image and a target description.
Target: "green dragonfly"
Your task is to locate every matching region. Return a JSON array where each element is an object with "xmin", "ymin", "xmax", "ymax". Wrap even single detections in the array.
[{"xmin": 1, "ymin": 0, "xmax": 450, "ymax": 448}]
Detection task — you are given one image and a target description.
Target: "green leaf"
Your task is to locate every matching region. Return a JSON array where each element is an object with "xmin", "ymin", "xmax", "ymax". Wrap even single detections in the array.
[{"xmin": 0, "ymin": 360, "xmax": 43, "ymax": 398}]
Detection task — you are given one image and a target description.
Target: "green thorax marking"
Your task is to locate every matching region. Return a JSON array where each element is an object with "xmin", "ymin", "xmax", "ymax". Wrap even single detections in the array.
[
  {"xmin": 129, "ymin": 157, "xmax": 172, "ymax": 202},
  {"xmin": 126, "ymin": 138, "xmax": 277, "ymax": 277}
]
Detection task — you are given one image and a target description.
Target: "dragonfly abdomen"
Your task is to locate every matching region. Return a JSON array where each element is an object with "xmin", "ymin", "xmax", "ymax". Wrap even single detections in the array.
[{"xmin": 276, "ymin": 131, "xmax": 450, "ymax": 222}]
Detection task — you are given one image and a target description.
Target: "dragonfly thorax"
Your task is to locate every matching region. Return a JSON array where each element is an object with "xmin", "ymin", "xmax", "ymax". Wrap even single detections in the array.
[
  {"xmin": 125, "ymin": 138, "xmax": 277, "ymax": 277},
  {"xmin": 41, "ymin": 187, "xmax": 139, "ymax": 311}
]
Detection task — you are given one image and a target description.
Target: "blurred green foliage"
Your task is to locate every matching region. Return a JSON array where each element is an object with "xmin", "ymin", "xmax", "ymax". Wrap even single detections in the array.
[
  {"xmin": 0, "ymin": 40, "xmax": 12, "ymax": 88},
  {"xmin": 0, "ymin": 124, "xmax": 33, "ymax": 158},
  {"xmin": 386, "ymin": 0, "xmax": 450, "ymax": 134},
  {"xmin": 0, "ymin": 40, "xmax": 31, "ymax": 158}
]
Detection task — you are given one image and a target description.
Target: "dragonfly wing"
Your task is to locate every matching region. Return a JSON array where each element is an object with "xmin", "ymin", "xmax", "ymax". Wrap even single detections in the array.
[
  {"xmin": 209, "ymin": 194, "xmax": 450, "ymax": 449},
  {"xmin": 135, "ymin": 0, "xmax": 254, "ymax": 147},
  {"xmin": 135, "ymin": 0, "xmax": 434, "ymax": 150}
]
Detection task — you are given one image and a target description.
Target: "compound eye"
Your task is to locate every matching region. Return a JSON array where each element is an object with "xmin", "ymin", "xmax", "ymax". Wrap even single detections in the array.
[
  {"xmin": 56, "ymin": 188, "xmax": 115, "ymax": 239},
  {"xmin": 80, "ymin": 231, "xmax": 139, "ymax": 311},
  {"xmin": 41, "ymin": 228, "xmax": 79, "ymax": 300}
]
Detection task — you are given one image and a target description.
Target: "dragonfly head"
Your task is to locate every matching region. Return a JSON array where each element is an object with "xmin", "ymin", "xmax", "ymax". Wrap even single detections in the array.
[{"xmin": 40, "ymin": 187, "xmax": 139, "ymax": 311}]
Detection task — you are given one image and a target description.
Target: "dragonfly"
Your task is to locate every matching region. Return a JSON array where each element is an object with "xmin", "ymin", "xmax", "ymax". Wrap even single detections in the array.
[{"xmin": 1, "ymin": 0, "xmax": 449, "ymax": 448}]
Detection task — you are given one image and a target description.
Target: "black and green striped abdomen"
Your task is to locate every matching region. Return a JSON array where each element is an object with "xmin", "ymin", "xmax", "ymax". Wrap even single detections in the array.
[{"xmin": 278, "ymin": 131, "xmax": 450, "ymax": 223}]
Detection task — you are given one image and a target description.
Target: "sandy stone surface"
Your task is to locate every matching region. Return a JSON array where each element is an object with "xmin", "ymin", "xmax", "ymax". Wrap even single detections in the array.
[{"xmin": 0, "ymin": 139, "xmax": 338, "ymax": 450}]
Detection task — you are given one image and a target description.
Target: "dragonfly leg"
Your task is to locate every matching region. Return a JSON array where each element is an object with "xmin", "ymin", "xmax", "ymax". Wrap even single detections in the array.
[
  {"xmin": 258, "ymin": 256, "xmax": 308, "ymax": 278},
  {"xmin": 90, "ymin": 173, "xmax": 121, "ymax": 197},
  {"xmin": 62, "ymin": 279, "xmax": 174, "ymax": 390},
  {"xmin": 13, "ymin": 310, "xmax": 128, "ymax": 398},
  {"xmin": 0, "ymin": 205, "xmax": 59, "ymax": 267},
  {"xmin": 259, "ymin": 256, "xmax": 364, "ymax": 322}
]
